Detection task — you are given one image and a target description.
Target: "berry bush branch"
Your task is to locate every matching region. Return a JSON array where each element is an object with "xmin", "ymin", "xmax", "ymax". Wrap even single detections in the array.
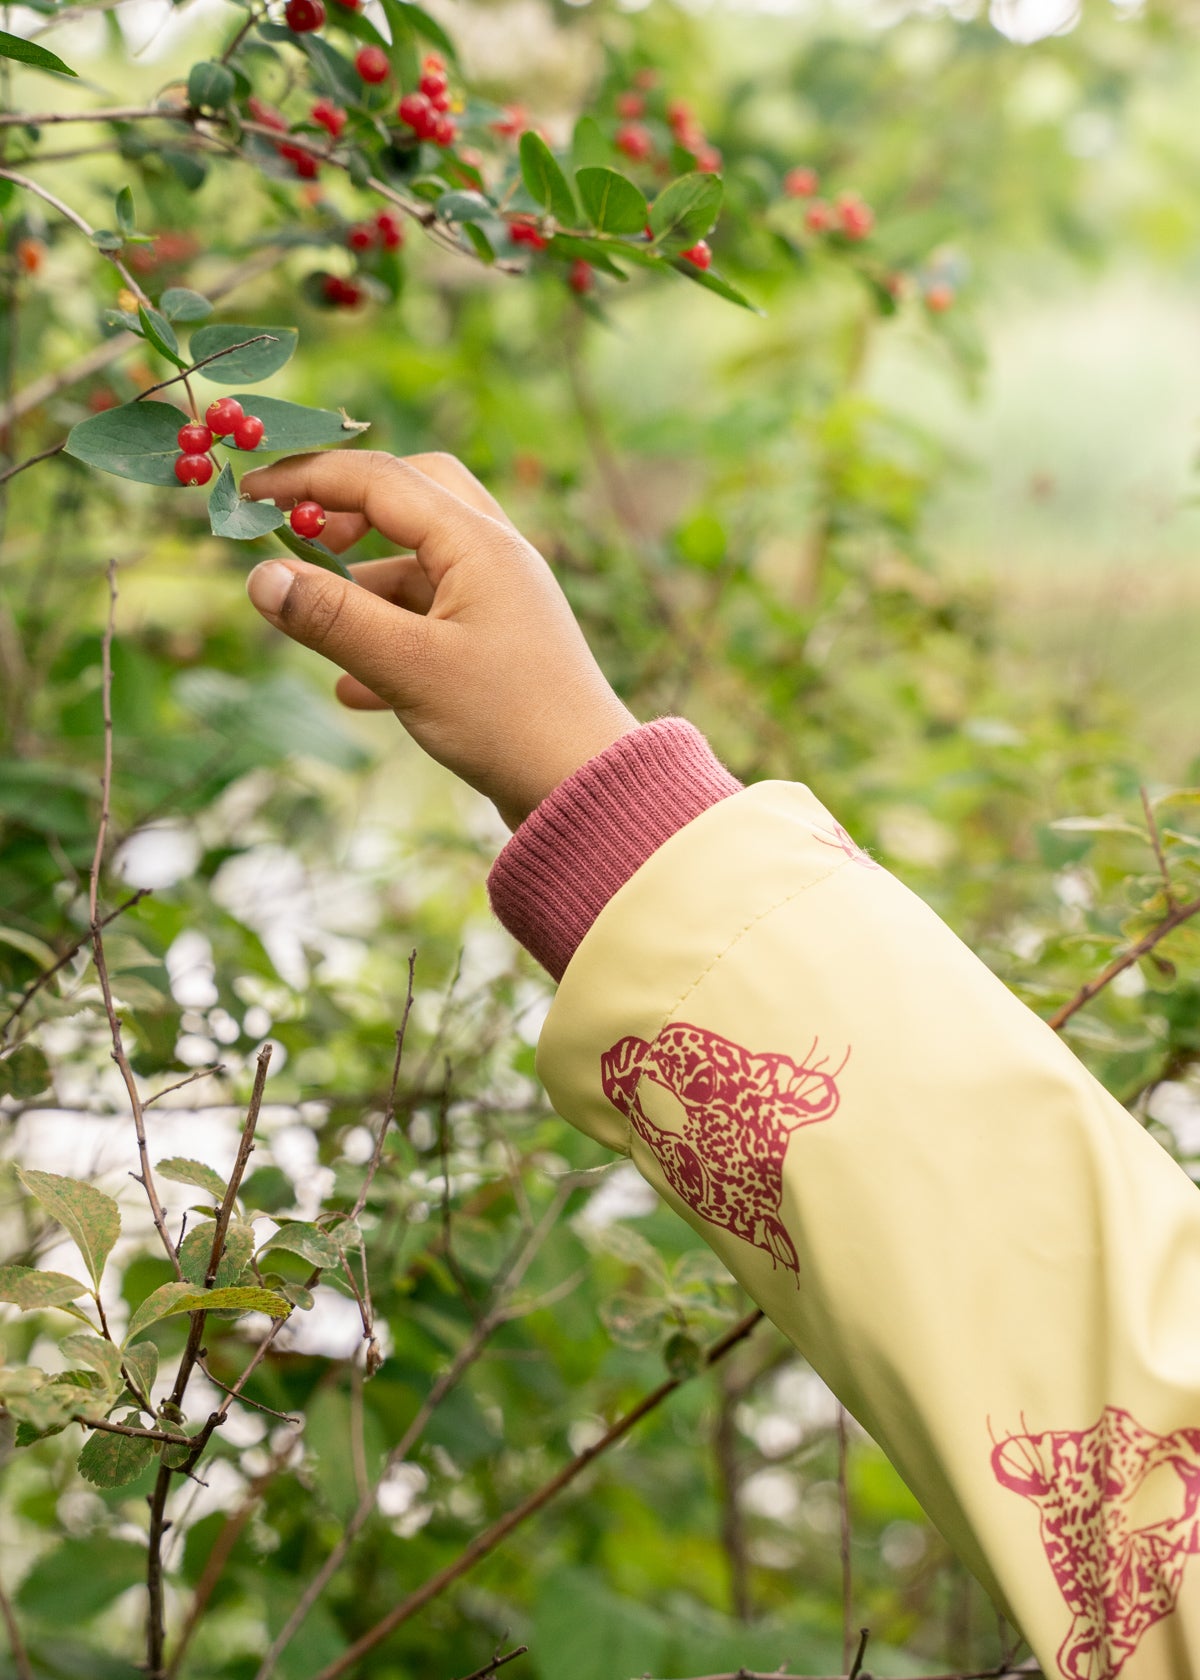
[
  {"xmin": 1045, "ymin": 891, "xmax": 1200, "ymax": 1032},
  {"xmin": 0, "ymin": 167, "xmax": 148, "ymax": 304}
]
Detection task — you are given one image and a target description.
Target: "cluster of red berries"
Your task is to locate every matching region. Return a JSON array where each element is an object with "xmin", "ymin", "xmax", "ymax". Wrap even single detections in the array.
[
  {"xmin": 612, "ymin": 90, "xmax": 721, "ymax": 175},
  {"xmin": 347, "ymin": 208, "xmax": 404, "ymax": 252},
  {"xmin": 173, "ymin": 399, "xmax": 265, "ymax": 487},
  {"xmin": 248, "ymin": 97, "xmax": 323, "ymax": 180},
  {"xmin": 782, "ymin": 167, "xmax": 874, "ymax": 242},
  {"xmin": 323, "ymin": 274, "xmax": 364, "ymax": 308},
  {"xmin": 397, "ymin": 57, "xmax": 458, "ymax": 146}
]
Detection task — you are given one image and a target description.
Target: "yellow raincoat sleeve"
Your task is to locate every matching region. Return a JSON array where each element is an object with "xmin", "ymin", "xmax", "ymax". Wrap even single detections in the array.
[{"xmin": 488, "ymin": 731, "xmax": 1200, "ymax": 1680}]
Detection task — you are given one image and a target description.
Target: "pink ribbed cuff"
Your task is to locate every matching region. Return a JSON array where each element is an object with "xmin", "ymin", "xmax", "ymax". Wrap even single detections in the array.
[{"xmin": 486, "ymin": 716, "xmax": 744, "ymax": 983}]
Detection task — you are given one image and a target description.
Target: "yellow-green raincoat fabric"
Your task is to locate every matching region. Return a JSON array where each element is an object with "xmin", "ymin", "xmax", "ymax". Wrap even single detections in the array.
[{"xmin": 534, "ymin": 780, "xmax": 1200, "ymax": 1680}]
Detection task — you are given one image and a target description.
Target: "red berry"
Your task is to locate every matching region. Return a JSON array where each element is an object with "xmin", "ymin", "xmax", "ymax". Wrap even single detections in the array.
[
  {"xmin": 681, "ymin": 239, "xmax": 712, "ymax": 270},
  {"xmin": 347, "ymin": 222, "xmax": 376, "ymax": 251},
  {"xmin": 311, "ymin": 100, "xmax": 347, "ymax": 139},
  {"xmin": 285, "ymin": 0, "xmax": 325, "ymax": 31},
  {"xmin": 422, "ymin": 52, "xmax": 445, "ymax": 74},
  {"xmin": 925, "ymin": 282, "xmax": 955, "ymax": 313},
  {"xmin": 175, "ymin": 453, "xmax": 213, "ymax": 486},
  {"xmin": 177, "ymin": 422, "xmax": 214, "ymax": 453},
  {"xmin": 616, "ymin": 123, "xmax": 652, "ymax": 162},
  {"xmin": 836, "ymin": 193, "xmax": 874, "ymax": 240},
  {"xmin": 290, "ymin": 501, "xmax": 327, "ymax": 538},
  {"xmin": 248, "ymin": 96, "xmax": 288, "ymax": 133},
  {"xmin": 508, "ymin": 217, "xmax": 547, "ymax": 252},
  {"xmin": 433, "ymin": 112, "xmax": 456, "ymax": 146},
  {"xmin": 232, "ymin": 414, "xmax": 266, "ymax": 450},
  {"xmin": 429, "ymin": 84, "xmax": 452, "ymax": 112},
  {"xmin": 804, "ymin": 199, "xmax": 833, "ymax": 233},
  {"xmin": 616, "ymin": 91, "xmax": 645, "ymax": 119},
  {"xmin": 568, "ymin": 259, "xmax": 593, "ymax": 295},
  {"xmin": 278, "ymin": 141, "xmax": 319, "ymax": 179},
  {"xmin": 205, "ymin": 398, "xmax": 244, "ymax": 436},
  {"xmin": 420, "ymin": 69, "xmax": 448, "ymax": 101},
  {"xmin": 355, "ymin": 46, "xmax": 390, "ymax": 83},
  {"xmin": 666, "ymin": 100, "xmax": 693, "ymax": 132},
  {"xmin": 398, "ymin": 91, "xmax": 436, "ymax": 136},
  {"xmin": 783, "ymin": 166, "xmax": 819, "ymax": 199},
  {"xmin": 375, "ymin": 210, "xmax": 404, "ymax": 249}
]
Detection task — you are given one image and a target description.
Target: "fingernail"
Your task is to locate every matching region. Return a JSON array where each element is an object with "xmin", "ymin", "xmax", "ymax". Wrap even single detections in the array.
[{"xmin": 247, "ymin": 561, "xmax": 295, "ymax": 617}]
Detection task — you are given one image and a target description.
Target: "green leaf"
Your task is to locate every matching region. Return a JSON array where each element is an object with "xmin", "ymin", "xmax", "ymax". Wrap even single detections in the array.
[
  {"xmin": 258, "ymin": 1222, "xmax": 341, "ymax": 1269},
  {"xmin": 434, "ymin": 189, "xmax": 493, "ymax": 223},
  {"xmin": 649, "ymin": 171, "xmax": 723, "ymax": 250},
  {"xmin": 273, "ymin": 525, "xmax": 355, "ymax": 580},
  {"xmin": 519, "ymin": 131, "xmax": 577, "ymax": 226},
  {"xmin": 546, "ymin": 234, "xmax": 629, "ymax": 281},
  {"xmin": 188, "ymin": 323, "xmax": 298, "ymax": 385},
  {"xmin": 122, "ymin": 1340, "xmax": 158, "ymax": 1399},
  {"xmin": 0, "ymin": 1043, "xmax": 51, "ymax": 1099},
  {"xmin": 164, "ymin": 148, "xmax": 207, "ymax": 191},
  {"xmin": 60, "ymin": 1333, "xmax": 123, "ymax": 1392},
  {"xmin": 226, "ymin": 393, "xmax": 370, "ymax": 452},
  {"xmin": 0, "ymin": 1372, "xmax": 96, "ymax": 1431},
  {"xmin": 179, "ymin": 1220, "xmax": 254, "ymax": 1287},
  {"xmin": 91, "ymin": 229, "xmax": 124, "ymax": 253},
  {"xmin": 63, "ymin": 399, "xmax": 186, "ymax": 487},
  {"xmin": 672, "ymin": 259, "xmax": 763, "ymax": 313},
  {"xmin": 461, "ymin": 222, "xmax": 495, "ymax": 264},
  {"xmin": 0, "ymin": 1266, "xmax": 89, "ymax": 1311},
  {"xmin": 572, "ymin": 114, "xmax": 612, "ymax": 172},
  {"xmin": 208, "ymin": 462, "xmax": 286, "ymax": 541},
  {"xmin": 77, "ymin": 1419, "xmax": 157, "ymax": 1488},
  {"xmin": 155, "ymin": 1157, "xmax": 227, "ymax": 1201},
  {"xmin": 576, "ymin": 167, "xmax": 648, "ymax": 235},
  {"xmin": 187, "ymin": 59, "xmax": 235, "ymax": 110},
  {"xmin": 123, "ymin": 1281, "xmax": 290, "ymax": 1345},
  {"xmin": 137, "ymin": 305, "xmax": 184, "ymax": 366},
  {"xmin": 115, "ymin": 186, "xmax": 135, "ymax": 236},
  {"xmin": 15, "ymin": 1168, "xmax": 121, "ymax": 1288},
  {"xmin": 0, "ymin": 28, "xmax": 76, "ymax": 76},
  {"xmin": 160, "ymin": 287, "xmax": 213, "ymax": 323}
]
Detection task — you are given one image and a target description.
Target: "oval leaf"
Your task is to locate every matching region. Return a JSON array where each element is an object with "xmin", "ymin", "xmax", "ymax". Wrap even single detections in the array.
[
  {"xmin": 155, "ymin": 1157, "xmax": 227, "ymax": 1201},
  {"xmin": 124, "ymin": 1281, "xmax": 290, "ymax": 1345},
  {"xmin": 519, "ymin": 131, "xmax": 577, "ymax": 226},
  {"xmin": 0, "ymin": 28, "xmax": 76, "ymax": 76},
  {"xmin": 672, "ymin": 259, "xmax": 763, "ymax": 314},
  {"xmin": 179, "ymin": 1219, "xmax": 254, "ymax": 1287},
  {"xmin": 122, "ymin": 1340, "xmax": 158, "ymax": 1400},
  {"xmin": 435, "ymin": 190, "xmax": 494, "ymax": 224},
  {"xmin": 63, "ymin": 399, "xmax": 186, "ymax": 487},
  {"xmin": 649, "ymin": 172, "xmax": 723, "ymax": 250},
  {"xmin": 576, "ymin": 167, "xmax": 648, "ymax": 236},
  {"xmin": 189, "ymin": 323, "xmax": 298, "ymax": 385},
  {"xmin": 60, "ymin": 1333, "xmax": 123, "ymax": 1392},
  {"xmin": 258, "ymin": 1222, "xmax": 341, "ymax": 1270},
  {"xmin": 77, "ymin": 1421, "xmax": 156, "ymax": 1488},
  {"xmin": 0, "ymin": 1266, "xmax": 90, "ymax": 1310},
  {"xmin": 15, "ymin": 1168, "xmax": 120, "ymax": 1288},
  {"xmin": 208, "ymin": 461, "xmax": 286, "ymax": 541},
  {"xmin": 273, "ymin": 524, "xmax": 354, "ymax": 580},
  {"xmin": 226, "ymin": 394, "xmax": 370, "ymax": 453},
  {"xmin": 159, "ymin": 287, "xmax": 213, "ymax": 323},
  {"xmin": 138, "ymin": 305, "xmax": 184, "ymax": 367}
]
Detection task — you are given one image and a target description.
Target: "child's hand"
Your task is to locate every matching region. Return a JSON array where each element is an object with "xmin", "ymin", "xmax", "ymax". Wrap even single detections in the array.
[{"xmin": 242, "ymin": 450, "xmax": 639, "ymax": 832}]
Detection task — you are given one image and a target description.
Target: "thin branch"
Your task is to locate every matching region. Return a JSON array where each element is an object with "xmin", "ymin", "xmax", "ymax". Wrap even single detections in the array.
[
  {"xmin": 848, "ymin": 1626, "xmax": 870, "ymax": 1680},
  {"xmin": 453, "ymin": 1648, "xmax": 529, "ymax": 1680},
  {"xmin": 0, "ymin": 438, "xmax": 64, "ymax": 487},
  {"xmin": 349, "ymin": 950, "xmax": 417, "ymax": 1221},
  {"xmin": 304, "ymin": 1310, "xmax": 767, "ymax": 1680},
  {"xmin": 206, "ymin": 1044, "xmax": 271, "ymax": 1284},
  {"xmin": 196, "ymin": 1356, "xmax": 298, "ymax": 1422},
  {"xmin": 135, "ymin": 333, "xmax": 278, "ymax": 402},
  {"xmin": 1, "ymin": 886, "xmax": 149, "ymax": 1036},
  {"xmin": 77, "ymin": 1414, "xmax": 192, "ymax": 1446},
  {"xmin": 0, "ymin": 1559, "xmax": 34, "ymax": 1680},
  {"xmin": 0, "ymin": 168, "xmax": 148, "ymax": 303},
  {"xmin": 0, "ymin": 102, "xmax": 191, "ymax": 129},
  {"xmin": 144, "ymin": 1064, "xmax": 225, "ymax": 1108},
  {"xmin": 1140, "ymin": 785, "xmax": 1177, "ymax": 912},
  {"xmin": 1046, "ymin": 893, "xmax": 1200, "ymax": 1031}
]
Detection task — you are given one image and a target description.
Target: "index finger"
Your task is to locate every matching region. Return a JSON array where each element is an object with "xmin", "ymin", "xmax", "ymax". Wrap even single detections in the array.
[{"xmin": 242, "ymin": 450, "xmax": 522, "ymax": 588}]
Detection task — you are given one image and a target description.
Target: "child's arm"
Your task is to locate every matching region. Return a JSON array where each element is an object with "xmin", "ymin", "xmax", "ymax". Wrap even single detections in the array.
[{"xmin": 245, "ymin": 449, "xmax": 1200, "ymax": 1680}]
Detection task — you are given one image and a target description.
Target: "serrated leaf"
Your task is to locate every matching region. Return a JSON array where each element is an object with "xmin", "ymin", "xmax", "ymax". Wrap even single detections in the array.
[
  {"xmin": 0, "ymin": 1266, "xmax": 90, "ymax": 1310},
  {"xmin": 123, "ymin": 1281, "xmax": 290, "ymax": 1345},
  {"xmin": 188, "ymin": 323, "xmax": 297, "ymax": 385},
  {"xmin": 575, "ymin": 167, "xmax": 648, "ymax": 235},
  {"xmin": 672, "ymin": 259, "xmax": 763, "ymax": 313},
  {"xmin": 122, "ymin": 1340, "xmax": 158, "ymax": 1400},
  {"xmin": 138, "ymin": 305, "xmax": 184, "ymax": 366},
  {"xmin": 208, "ymin": 462, "xmax": 286, "ymax": 541},
  {"xmin": 60, "ymin": 1334, "xmax": 123, "ymax": 1392},
  {"xmin": 259, "ymin": 1221, "xmax": 341, "ymax": 1269},
  {"xmin": 273, "ymin": 524, "xmax": 354, "ymax": 579},
  {"xmin": 225, "ymin": 393, "xmax": 370, "ymax": 452},
  {"xmin": 179, "ymin": 1219, "xmax": 254, "ymax": 1287},
  {"xmin": 63, "ymin": 400, "xmax": 186, "ymax": 487},
  {"xmin": 0, "ymin": 28, "xmax": 76, "ymax": 76},
  {"xmin": 15, "ymin": 1168, "xmax": 120, "ymax": 1288},
  {"xmin": 519, "ymin": 131, "xmax": 577, "ymax": 226},
  {"xmin": 77, "ymin": 1419, "xmax": 156, "ymax": 1487},
  {"xmin": 159, "ymin": 287, "xmax": 212, "ymax": 323},
  {"xmin": 155, "ymin": 1157, "xmax": 227, "ymax": 1201},
  {"xmin": 649, "ymin": 172, "xmax": 723, "ymax": 250},
  {"xmin": 0, "ymin": 1373, "xmax": 96, "ymax": 1431}
]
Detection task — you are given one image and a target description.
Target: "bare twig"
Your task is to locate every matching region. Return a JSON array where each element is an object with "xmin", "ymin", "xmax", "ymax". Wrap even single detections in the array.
[
  {"xmin": 196, "ymin": 1357, "xmax": 298, "ymax": 1422},
  {"xmin": 304, "ymin": 1310, "xmax": 767, "ymax": 1680},
  {"xmin": 0, "ymin": 438, "xmax": 65, "ymax": 487},
  {"xmin": 349, "ymin": 949, "xmax": 416, "ymax": 1221},
  {"xmin": 848, "ymin": 1626, "xmax": 870, "ymax": 1680},
  {"xmin": 144, "ymin": 1064, "xmax": 225, "ymax": 1108},
  {"xmin": 0, "ymin": 1559, "xmax": 34, "ymax": 1680},
  {"xmin": 1140, "ymin": 785, "xmax": 1177, "ymax": 911},
  {"xmin": 77, "ymin": 1415, "xmax": 192, "ymax": 1446},
  {"xmin": 205, "ymin": 1045, "xmax": 270, "ymax": 1284},
  {"xmin": 1046, "ymin": 893, "xmax": 1200, "ymax": 1031},
  {"xmin": 0, "ymin": 102, "xmax": 190, "ymax": 128},
  {"xmin": 452, "ymin": 1647, "xmax": 529, "ymax": 1680},
  {"xmin": 134, "ymin": 333, "xmax": 278, "ymax": 402},
  {"xmin": 0, "ymin": 168, "xmax": 148, "ymax": 302},
  {"xmin": 0, "ymin": 886, "xmax": 149, "ymax": 1037}
]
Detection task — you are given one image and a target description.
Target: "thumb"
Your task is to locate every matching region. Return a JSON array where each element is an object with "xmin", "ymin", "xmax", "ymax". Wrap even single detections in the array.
[{"xmin": 245, "ymin": 558, "xmax": 444, "ymax": 710}]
